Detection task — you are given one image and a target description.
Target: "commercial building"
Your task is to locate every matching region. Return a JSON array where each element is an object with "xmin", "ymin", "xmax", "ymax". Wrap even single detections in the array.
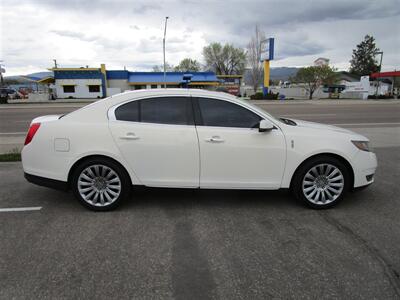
[
  {"xmin": 52, "ymin": 65, "xmax": 106, "ymax": 99},
  {"xmin": 216, "ymin": 75, "xmax": 243, "ymax": 96},
  {"xmin": 51, "ymin": 64, "xmax": 219, "ymax": 99},
  {"xmin": 271, "ymin": 71, "xmax": 395, "ymax": 99}
]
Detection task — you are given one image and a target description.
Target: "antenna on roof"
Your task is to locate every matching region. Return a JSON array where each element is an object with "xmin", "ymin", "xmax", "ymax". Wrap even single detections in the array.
[{"xmin": 53, "ymin": 59, "xmax": 58, "ymax": 68}]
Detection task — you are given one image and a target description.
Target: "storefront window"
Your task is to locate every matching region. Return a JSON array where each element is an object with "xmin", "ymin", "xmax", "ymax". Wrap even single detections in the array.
[
  {"xmin": 63, "ymin": 85, "xmax": 75, "ymax": 93},
  {"xmin": 88, "ymin": 85, "xmax": 100, "ymax": 93}
]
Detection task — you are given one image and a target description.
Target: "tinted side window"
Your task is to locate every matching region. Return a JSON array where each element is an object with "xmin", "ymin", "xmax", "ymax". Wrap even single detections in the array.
[
  {"xmin": 197, "ymin": 98, "xmax": 261, "ymax": 128},
  {"xmin": 115, "ymin": 100, "xmax": 139, "ymax": 122},
  {"xmin": 140, "ymin": 97, "xmax": 192, "ymax": 125}
]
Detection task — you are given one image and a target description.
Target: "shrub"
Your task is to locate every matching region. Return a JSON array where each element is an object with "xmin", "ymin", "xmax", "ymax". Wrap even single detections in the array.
[
  {"xmin": 0, "ymin": 148, "xmax": 21, "ymax": 161},
  {"xmin": 0, "ymin": 95, "xmax": 8, "ymax": 104},
  {"xmin": 250, "ymin": 91, "xmax": 279, "ymax": 100}
]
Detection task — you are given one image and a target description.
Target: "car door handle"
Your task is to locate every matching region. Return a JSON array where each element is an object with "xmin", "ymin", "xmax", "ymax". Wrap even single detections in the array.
[
  {"xmin": 120, "ymin": 133, "xmax": 140, "ymax": 140},
  {"xmin": 205, "ymin": 136, "xmax": 224, "ymax": 143}
]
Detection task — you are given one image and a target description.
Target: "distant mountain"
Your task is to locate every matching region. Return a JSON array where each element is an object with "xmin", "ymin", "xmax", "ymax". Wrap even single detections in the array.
[
  {"xmin": 243, "ymin": 67, "xmax": 299, "ymax": 85},
  {"xmin": 25, "ymin": 71, "xmax": 53, "ymax": 80},
  {"xmin": 4, "ymin": 71, "xmax": 52, "ymax": 79},
  {"xmin": 4, "ymin": 71, "xmax": 54, "ymax": 84},
  {"xmin": 270, "ymin": 67, "xmax": 299, "ymax": 81}
]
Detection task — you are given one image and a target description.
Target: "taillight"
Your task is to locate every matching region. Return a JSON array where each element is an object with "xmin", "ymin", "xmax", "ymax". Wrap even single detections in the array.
[{"xmin": 24, "ymin": 123, "xmax": 41, "ymax": 145}]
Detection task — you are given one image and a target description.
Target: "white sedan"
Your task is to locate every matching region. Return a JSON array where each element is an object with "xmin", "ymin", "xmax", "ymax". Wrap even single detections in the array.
[{"xmin": 22, "ymin": 89, "xmax": 377, "ymax": 210}]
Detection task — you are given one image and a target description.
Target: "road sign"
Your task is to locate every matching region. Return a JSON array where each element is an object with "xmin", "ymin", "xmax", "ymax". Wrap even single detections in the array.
[
  {"xmin": 261, "ymin": 37, "xmax": 274, "ymax": 95},
  {"xmin": 260, "ymin": 38, "xmax": 274, "ymax": 61}
]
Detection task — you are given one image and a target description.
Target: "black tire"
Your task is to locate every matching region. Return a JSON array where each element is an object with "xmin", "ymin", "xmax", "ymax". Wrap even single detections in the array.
[
  {"xmin": 71, "ymin": 157, "xmax": 131, "ymax": 211},
  {"xmin": 291, "ymin": 155, "xmax": 350, "ymax": 209}
]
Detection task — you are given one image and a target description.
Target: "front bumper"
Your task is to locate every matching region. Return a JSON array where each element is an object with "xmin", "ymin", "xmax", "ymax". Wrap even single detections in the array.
[{"xmin": 352, "ymin": 150, "xmax": 378, "ymax": 188}]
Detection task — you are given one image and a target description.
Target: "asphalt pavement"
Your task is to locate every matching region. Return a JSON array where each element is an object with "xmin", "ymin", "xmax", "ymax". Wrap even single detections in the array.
[{"xmin": 1, "ymin": 100, "xmax": 400, "ymax": 299}]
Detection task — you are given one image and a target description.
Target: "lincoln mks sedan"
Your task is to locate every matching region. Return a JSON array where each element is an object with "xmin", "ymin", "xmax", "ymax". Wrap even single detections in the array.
[{"xmin": 22, "ymin": 89, "xmax": 377, "ymax": 210}]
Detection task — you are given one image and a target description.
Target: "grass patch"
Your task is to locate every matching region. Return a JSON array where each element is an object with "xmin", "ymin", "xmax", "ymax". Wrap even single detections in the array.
[{"xmin": 0, "ymin": 148, "xmax": 21, "ymax": 162}]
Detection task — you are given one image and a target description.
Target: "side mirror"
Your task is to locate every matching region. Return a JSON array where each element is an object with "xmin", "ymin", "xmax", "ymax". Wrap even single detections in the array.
[{"xmin": 259, "ymin": 119, "xmax": 274, "ymax": 132}]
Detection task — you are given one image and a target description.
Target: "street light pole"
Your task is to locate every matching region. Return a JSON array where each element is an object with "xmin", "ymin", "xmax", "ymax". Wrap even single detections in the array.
[{"xmin": 163, "ymin": 16, "xmax": 169, "ymax": 89}]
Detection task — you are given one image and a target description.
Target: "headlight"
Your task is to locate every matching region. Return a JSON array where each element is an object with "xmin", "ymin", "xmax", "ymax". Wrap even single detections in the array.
[{"xmin": 352, "ymin": 140, "xmax": 370, "ymax": 152}]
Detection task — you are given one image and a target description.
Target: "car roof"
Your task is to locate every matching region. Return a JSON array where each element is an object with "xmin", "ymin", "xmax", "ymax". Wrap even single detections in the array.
[{"xmin": 107, "ymin": 88, "xmax": 238, "ymax": 105}]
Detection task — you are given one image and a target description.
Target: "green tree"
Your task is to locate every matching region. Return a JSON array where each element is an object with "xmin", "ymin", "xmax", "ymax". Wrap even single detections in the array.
[
  {"xmin": 294, "ymin": 65, "xmax": 338, "ymax": 99},
  {"xmin": 203, "ymin": 43, "xmax": 246, "ymax": 75},
  {"xmin": 349, "ymin": 35, "xmax": 380, "ymax": 76},
  {"xmin": 246, "ymin": 25, "xmax": 265, "ymax": 92},
  {"xmin": 174, "ymin": 58, "xmax": 201, "ymax": 72},
  {"xmin": 152, "ymin": 62, "xmax": 174, "ymax": 72}
]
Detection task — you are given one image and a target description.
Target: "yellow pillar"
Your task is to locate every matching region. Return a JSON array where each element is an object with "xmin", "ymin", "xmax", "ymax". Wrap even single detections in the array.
[
  {"xmin": 100, "ymin": 64, "xmax": 107, "ymax": 86},
  {"xmin": 100, "ymin": 63, "xmax": 107, "ymax": 97},
  {"xmin": 263, "ymin": 60, "xmax": 270, "ymax": 90}
]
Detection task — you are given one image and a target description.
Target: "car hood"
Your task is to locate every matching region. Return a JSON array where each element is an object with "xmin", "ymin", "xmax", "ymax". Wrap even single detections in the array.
[{"xmin": 290, "ymin": 119, "xmax": 368, "ymax": 140}]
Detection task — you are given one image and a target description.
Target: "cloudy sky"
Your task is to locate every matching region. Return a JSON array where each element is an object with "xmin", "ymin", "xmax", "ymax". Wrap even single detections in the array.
[{"xmin": 1, "ymin": 0, "xmax": 399, "ymax": 76}]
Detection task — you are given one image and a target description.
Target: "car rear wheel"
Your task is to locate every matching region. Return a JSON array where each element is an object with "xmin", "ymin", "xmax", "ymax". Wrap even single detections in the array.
[
  {"xmin": 71, "ymin": 158, "xmax": 130, "ymax": 211},
  {"xmin": 292, "ymin": 156, "xmax": 350, "ymax": 209}
]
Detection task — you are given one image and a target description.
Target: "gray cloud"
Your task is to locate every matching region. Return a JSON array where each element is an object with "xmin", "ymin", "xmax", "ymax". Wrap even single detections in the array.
[
  {"xmin": 138, "ymin": 37, "xmax": 193, "ymax": 54},
  {"xmin": 132, "ymin": 3, "xmax": 161, "ymax": 14},
  {"xmin": 2, "ymin": 0, "xmax": 399, "ymax": 75},
  {"xmin": 50, "ymin": 29, "xmax": 133, "ymax": 49},
  {"xmin": 8, "ymin": 0, "xmax": 400, "ymax": 24},
  {"xmin": 277, "ymin": 42, "xmax": 327, "ymax": 60},
  {"xmin": 50, "ymin": 30, "xmax": 97, "ymax": 42}
]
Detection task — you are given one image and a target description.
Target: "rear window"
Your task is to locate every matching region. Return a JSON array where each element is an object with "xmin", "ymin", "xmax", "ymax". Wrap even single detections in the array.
[
  {"xmin": 140, "ymin": 97, "xmax": 191, "ymax": 125},
  {"xmin": 115, "ymin": 100, "xmax": 139, "ymax": 122},
  {"xmin": 114, "ymin": 97, "xmax": 193, "ymax": 125}
]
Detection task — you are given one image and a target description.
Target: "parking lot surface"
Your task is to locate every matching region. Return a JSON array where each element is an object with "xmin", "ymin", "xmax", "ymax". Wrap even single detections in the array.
[{"xmin": 1, "ymin": 101, "xmax": 400, "ymax": 299}]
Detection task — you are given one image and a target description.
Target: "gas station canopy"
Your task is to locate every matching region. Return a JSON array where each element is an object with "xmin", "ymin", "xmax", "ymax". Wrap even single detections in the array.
[{"xmin": 370, "ymin": 71, "xmax": 400, "ymax": 79}]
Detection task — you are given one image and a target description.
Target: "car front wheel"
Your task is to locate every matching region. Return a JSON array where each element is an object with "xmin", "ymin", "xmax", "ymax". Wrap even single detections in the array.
[
  {"xmin": 292, "ymin": 156, "xmax": 350, "ymax": 209},
  {"xmin": 71, "ymin": 158, "xmax": 130, "ymax": 211}
]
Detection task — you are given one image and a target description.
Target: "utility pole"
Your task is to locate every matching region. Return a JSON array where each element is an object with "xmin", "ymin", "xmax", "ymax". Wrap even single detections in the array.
[
  {"xmin": 163, "ymin": 16, "xmax": 169, "ymax": 89},
  {"xmin": 375, "ymin": 51, "xmax": 383, "ymax": 98},
  {"xmin": 0, "ymin": 60, "xmax": 4, "ymax": 87},
  {"xmin": 377, "ymin": 51, "xmax": 383, "ymax": 72}
]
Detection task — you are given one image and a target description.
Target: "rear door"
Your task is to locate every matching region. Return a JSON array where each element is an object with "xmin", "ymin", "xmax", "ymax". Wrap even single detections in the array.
[
  {"xmin": 194, "ymin": 97, "xmax": 286, "ymax": 189},
  {"xmin": 108, "ymin": 96, "xmax": 200, "ymax": 188}
]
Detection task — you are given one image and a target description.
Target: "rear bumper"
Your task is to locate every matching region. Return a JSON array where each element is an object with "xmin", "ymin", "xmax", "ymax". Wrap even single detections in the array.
[{"xmin": 24, "ymin": 172, "xmax": 69, "ymax": 191}]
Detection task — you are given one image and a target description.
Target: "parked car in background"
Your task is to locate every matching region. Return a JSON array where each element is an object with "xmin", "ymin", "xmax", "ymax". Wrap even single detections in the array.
[
  {"xmin": 22, "ymin": 89, "xmax": 377, "ymax": 211},
  {"xmin": 0, "ymin": 87, "xmax": 19, "ymax": 99}
]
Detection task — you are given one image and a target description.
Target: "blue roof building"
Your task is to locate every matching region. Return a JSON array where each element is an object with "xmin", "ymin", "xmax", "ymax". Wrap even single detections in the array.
[
  {"xmin": 49, "ymin": 64, "xmax": 219, "ymax": 99},
  {"xmin": 106, "ymin": 70, "xmax": 218, "ymax": 89}
]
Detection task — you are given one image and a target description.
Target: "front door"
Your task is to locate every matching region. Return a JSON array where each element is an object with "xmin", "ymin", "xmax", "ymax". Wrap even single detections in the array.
[
  {"xmin": 108, "ymin": 96, "xmax": 199, "ymax": 188},
  {"xmin": 194, "ymin": 97, "xmax": 286, "ymax": 189}
]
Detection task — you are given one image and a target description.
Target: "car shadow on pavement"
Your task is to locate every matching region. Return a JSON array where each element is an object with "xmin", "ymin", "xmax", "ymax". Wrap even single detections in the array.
[
  {"xmin": 123, "ymin": 187, "xmax": 301, "ymax": 210},
  {"xmin": 16, "ymin": 181, "xmax": 375, "ymax": 212}
]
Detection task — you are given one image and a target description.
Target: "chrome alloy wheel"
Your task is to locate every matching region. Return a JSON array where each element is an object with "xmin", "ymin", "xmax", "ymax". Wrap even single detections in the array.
[
  {"xmin": 77, "ymin": 164, "xmax": 121, "ymax": 207},
  {"xmin": 302, "ymin": 163, "xmax": 344, "ymax": 205}
]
